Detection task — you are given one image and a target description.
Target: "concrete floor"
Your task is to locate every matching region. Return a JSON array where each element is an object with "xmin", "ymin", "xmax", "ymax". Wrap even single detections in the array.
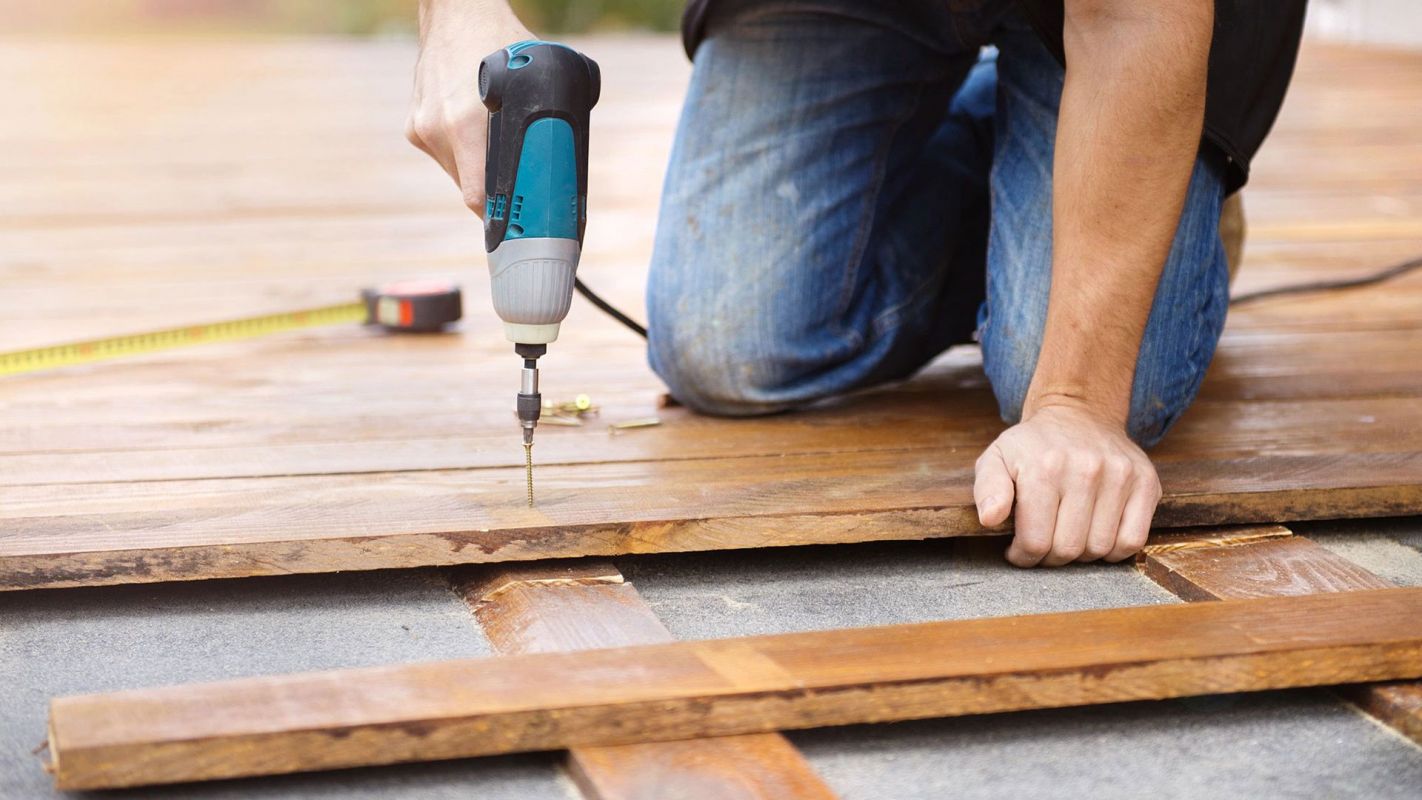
[{"xmin": 3, "ymin": 519, "xmax": 1421, "ymax": 799}]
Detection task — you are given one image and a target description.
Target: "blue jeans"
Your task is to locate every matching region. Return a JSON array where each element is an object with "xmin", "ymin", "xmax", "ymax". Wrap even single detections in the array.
[{"xmin": 646, "ymin": 0, "xmax": 1230, "ymax": 447}]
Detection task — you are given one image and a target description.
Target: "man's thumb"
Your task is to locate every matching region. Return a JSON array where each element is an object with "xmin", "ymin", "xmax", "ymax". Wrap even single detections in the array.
[{"xmin": 974, "ymin": 448, "xmax": 1015, "ymax": 528}]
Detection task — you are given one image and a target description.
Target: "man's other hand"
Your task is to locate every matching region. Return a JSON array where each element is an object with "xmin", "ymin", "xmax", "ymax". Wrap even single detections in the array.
[
  {"xmin": 973, "ymin": 403, "xmax": 1161, "ymax": 567},
  {"xmin": 407, "ymin": 0, "xmax": 533, "ymax": 216}
]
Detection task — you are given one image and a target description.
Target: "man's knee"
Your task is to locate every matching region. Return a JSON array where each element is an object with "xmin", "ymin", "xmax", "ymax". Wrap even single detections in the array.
[
  {"xmin": 983, "ymin": 332, "xmax": 1204, "ymax": 450},
  {"xmin": 1122, "ymin": 353, "xmax": 1216, "ymax": 448},
  {"xmin": 980, "ymin": 309, "xmax": 1042, "ymax": 432},
  {"xmin": 647, "ymin": 313, "xmax": 797, "ymax": 417}
]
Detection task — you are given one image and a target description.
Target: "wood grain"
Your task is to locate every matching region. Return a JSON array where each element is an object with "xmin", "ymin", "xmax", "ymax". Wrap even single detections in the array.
[
  {"xmin": 4, "ymin": 38, "xmax": 1422, "ymax": 591},
  {"xmin": 449, "ymin": 562, "xmax": 838, "ymax": 800},
  {"xmin": 1138, "ymin": 528, "xmax": 1422, "ymax": 745},
  {"xmin": 1339, "ymin": 682, "xmax": 1422, "ymax": 746},
  {"xmin": 45, "ymin": 588, "xmax": 1422, "ymax": 790},
  {"xmin": 1139, "ymin": 528, "xmax": 1393, "ymax": 601},
  {"xmin": 4, "ymin": 449, "xmax": 1421, "ymax": 591}
]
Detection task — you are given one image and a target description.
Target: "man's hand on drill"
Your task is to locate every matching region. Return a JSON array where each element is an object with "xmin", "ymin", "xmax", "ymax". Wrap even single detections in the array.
[
  {"xmin": 973, "ymin": 401, "xmax": 1161, "ymax": 568},
  {"xmin": 407, "ymin": 0, "xmax": 532, "ymax": 215}
]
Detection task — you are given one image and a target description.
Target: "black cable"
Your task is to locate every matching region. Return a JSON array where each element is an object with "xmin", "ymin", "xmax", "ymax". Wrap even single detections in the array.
[
  {"xmin": 1229, "ymin": 253, "xmax": 1422, "ymax": 307},
  {"xmin": 575, "ymin": 252, "xmax": 1422, "ymax": 337},
  {"xmin": 574, "ymin": 277, "xmax": 647, "ymax": 338}
]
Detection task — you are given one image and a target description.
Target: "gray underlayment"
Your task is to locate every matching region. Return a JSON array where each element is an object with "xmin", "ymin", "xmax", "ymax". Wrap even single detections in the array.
[
  {"xmin": 3, "ymin": 519, "xmax": 1421, "ymax": 799},
  {"xmin": 0, "ymin": 571, "xmax": 574, "ymax": 800}
]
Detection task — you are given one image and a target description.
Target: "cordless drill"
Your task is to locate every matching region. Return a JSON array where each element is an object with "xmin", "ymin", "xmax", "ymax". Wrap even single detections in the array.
[{"xmin": 478, "ymin": 41, "xmax": 600, "ymax": 505}]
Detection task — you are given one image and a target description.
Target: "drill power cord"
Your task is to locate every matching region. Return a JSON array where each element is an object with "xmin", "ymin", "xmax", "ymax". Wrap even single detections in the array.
[
  {"xmin": 574, "ymin": 252, "xmax": 1422, "ymax": 339},
  {"xmin": 1227, "ymin": 253, "xmax": 1422, "ymax": 307},
  {"xmin": 575, "ymin": 278, "xmax": 647, "ymax": 338}
]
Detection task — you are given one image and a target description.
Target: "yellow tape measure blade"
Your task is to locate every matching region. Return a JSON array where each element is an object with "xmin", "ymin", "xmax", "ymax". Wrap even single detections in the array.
[{"xmin": 0, "ymin": 302, "xmax": 367, "ymax": 377}]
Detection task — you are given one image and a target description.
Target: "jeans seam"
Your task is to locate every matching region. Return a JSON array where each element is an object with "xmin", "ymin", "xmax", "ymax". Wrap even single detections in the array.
[{"xmin": 1140, "ymin": 233, "xmax": 1228, "ymax": 444}]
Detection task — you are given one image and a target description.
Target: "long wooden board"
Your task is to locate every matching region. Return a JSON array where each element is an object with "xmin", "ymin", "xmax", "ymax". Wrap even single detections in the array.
[
  {"xmin": 8, "ymin": 381, "xmax": 1422, "ymax": 485},
  {"xmin": 5, "ymin": 449, "xmax": 1421, "ymax": 591},
  {"xmin": 1138, "ymin": 527, "xmax": 1422, "ymax": 745},
  {"xmin": 45, "ymin": 587, "xmax": 1422, "ymax": 790},
  {"xmin": 450, "ymin": 562, "xmax": 838, "ymax": 800}
]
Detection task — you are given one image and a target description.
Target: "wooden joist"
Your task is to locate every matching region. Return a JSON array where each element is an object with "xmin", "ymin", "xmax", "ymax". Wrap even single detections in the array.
[
  {"xmin": 448, "ymin": 561, "xmax": 837, "ymax": 800},
  {"xmin": 46, "ymin": 587, "xmax": 1422, "ymax": 790},
  {"xmin": 1138, "ymin": 526, "xmax": 1422, "ymax": 745}
]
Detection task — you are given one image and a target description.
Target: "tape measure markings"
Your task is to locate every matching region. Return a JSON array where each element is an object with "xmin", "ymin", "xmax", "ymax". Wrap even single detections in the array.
[
  {"xmin": 1, "ymin": 283, "xmax": 463, "ymax": 378},
  {"xmin": 0, "ymin": 302, "xmax": 367, "ymax": 377}
]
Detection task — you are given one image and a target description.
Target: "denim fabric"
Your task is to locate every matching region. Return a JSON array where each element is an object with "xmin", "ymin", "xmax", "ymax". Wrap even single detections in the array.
[{"xmin": 646, "ymin": 0, "xmax": 1230, "ymax": 447}]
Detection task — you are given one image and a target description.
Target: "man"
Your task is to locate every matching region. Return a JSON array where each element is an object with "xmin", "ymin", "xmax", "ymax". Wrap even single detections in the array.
[{"xmin": 407, "ymin": 0, "xmax": 1305, "ymax": 567}]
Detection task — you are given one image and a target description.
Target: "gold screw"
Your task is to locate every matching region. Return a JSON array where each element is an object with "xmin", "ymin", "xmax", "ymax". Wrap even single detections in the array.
[{"xmin": 523, "ymin": 442, "xmax": 534, "ymax": 508}]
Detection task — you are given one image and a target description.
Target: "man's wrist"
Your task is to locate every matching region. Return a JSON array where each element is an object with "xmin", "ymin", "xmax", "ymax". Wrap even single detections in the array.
[{"xmin": 1022, "ymin": 386, "xmax": 1130, "ymax": 428}]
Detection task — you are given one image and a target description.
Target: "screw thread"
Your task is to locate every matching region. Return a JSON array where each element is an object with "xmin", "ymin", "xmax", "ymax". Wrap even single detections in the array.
[{"xmin": 523, "ymin": 442, "xmax": 534, "ymax": 508}]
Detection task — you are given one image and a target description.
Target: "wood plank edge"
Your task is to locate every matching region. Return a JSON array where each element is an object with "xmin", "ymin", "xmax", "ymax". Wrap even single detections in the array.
[
  {"xmin": 448, "ymin": 560, "xmax": 624, "ymax": 606},
  {"xmin": 1140, "ymin": 524, "xmax": 1293, "ymax": 556},
  {"xmin": 0, "ymin": 506, "xmax": 986, "ymax": 591},
  {"xmin": 7, "ymin": 481, "xmax": 1422, "ymax": 591},
  {"xmin": 1337, "ymin": 682, "xmax": 1422, "ymax": 746}
]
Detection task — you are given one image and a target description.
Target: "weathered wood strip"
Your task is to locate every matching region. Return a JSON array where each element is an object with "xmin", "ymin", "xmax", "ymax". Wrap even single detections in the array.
[
  {"xmin": 45, "ymin": 588, "xmax": 1422, "ymax": 790},
  {"xmin": 449, "ymin": 562, "xmax": 838, "ymax": 800},
  {"xmin": 1338, "ymin": 682, "xmax": 1422, "ymax": 746},
  {"xmin": 4, "ymin": 450, "xmax": 1421, "ymax": 591},
  {"xmin": 1138, "ymin": 528, "xmax": 1422, "ymax": 745},
  {"xmin": 9, "ymin": 389, "xmax": 1422, "ymax": 485},
  {"xmin": 1138, "ymin": 526, "xmax": 1393, "ymax": 601}
]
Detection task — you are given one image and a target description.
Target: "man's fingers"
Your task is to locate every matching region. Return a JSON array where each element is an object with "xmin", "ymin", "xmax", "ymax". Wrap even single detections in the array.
[
  {"xmin": 1081, "ymin": 457, "xmax": 1134, "ymax": 561},
  {"xmin": 1006, "ymin": 474, "xmax": 1059, "ymax": 568},
  {"xmin": 1105, "ymin": 469, "xmax": 1161, "ymax": 562},
  {"xmin": 973, "ymin": 447, "xmax": 1015, "ymax": 528},
  {"xmin": 1041, "ymin": 463, "xmax": 1097, "ymax": 566},
  {"xmin": 406, "ymin": 111, "xmax": 461, "ymax": 186},
  {"xmin": 446, "ymin": 104, "xmax": 489, "ymax": 216}
]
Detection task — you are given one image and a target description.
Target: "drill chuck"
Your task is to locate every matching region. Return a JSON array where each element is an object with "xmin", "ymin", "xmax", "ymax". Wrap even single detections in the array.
[{"xmin": 517, "ymin": 359, "xmax": 541, "ymax": 445}]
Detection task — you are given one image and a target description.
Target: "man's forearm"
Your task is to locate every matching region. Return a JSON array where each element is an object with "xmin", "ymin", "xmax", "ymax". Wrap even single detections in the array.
[{"xmin": 1025, "ymin": 0, "xmax": 1213, "ymax": 426}]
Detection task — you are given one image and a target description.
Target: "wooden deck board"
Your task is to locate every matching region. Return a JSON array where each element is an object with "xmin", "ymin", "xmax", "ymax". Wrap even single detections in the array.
[
  {"xmin": 4, "ymin": 449, "xmax": 1420, "ymax": 590},
  {"xmin": 45, "ymin": 587, "xmax": 1422, "ymax": 790},
  {"xmin": 3, "ymin": 39, "xmax": 1421, "ymax": 589}
]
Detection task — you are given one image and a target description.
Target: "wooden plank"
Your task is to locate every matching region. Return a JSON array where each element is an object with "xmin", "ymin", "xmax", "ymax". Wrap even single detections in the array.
[
  {"xmin": 1340, "ymin": 682, "xmax": 1422, "ymax": 746},
  {"xmin": 4, "ymin": 449, "xmax": 1421, "ymax": 591},
  {"xmin": 1138, "ymin": 528, "xmax": 1422, "ymax": 745},
  {"xmin": 45, "ymin": 588, "xmax": 1422, "ymax": 790},
  {"xmin": 1138, "ymin": 527, "xmax": 1393, "ymax": 601},
  {"xmin": 450, "ymin": 562, "xmax": 837, "ymax": 800},
  {"xmin": 12, "ymin": 377, "xmax": 1422, "ymax": 484}
]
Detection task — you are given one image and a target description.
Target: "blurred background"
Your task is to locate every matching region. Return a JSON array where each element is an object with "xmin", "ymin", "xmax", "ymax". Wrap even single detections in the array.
[
  {"xmin": 1, "ymin": 0, "xmax": 685, "ymax": 37},
  {"xmin": 2, "ymin": 0, "xmax": 1421, "ymax": 46}
]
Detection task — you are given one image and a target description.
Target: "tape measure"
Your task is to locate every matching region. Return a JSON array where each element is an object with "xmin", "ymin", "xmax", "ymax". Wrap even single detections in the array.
[{"xmin": 0, "ymin": 281, "xmax": 462, "ymax": 377}]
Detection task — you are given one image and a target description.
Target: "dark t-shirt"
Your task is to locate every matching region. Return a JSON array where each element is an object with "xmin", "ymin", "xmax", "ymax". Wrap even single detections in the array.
[{"xmin": 681, "ymin": 0, "xmax": 1306, "ymax": 192}]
